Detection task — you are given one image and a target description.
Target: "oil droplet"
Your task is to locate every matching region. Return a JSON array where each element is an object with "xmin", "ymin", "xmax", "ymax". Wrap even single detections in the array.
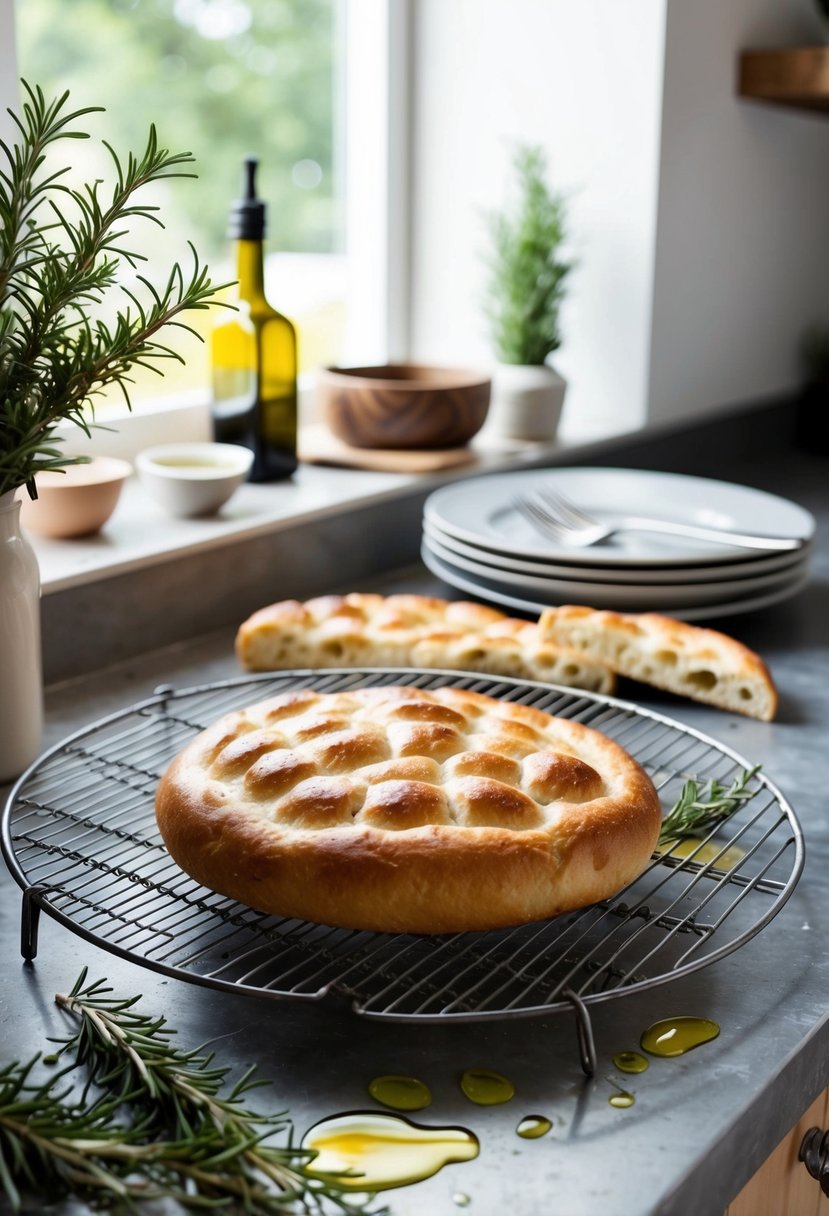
[
  {"xmin": 659, "ymin": 838, "xmax": 744, "ymax": 869},
  {"xmin": 609, "ymin": 1090, "xmax": 635, "ymax": 1109},
  {"xmin": 641, "ymin": 1016, "xmax": 720, "ymax": 1058},
  {"xmin": 516, "ymin": 1115, "xmax": 552, "ymax": 1139},
  {"xmin": 302, "ymin": 1111, "xmax": 479, "ymax": 1192},
  {"xmin": 368, "ymin": 1075, "xmax": 432, "ymax": 1111},
  {"xmin": 452, "ymin": 1193, "xmax": 472, "ymax": 1207},
  {"xmin": 613, "ymin": 1051, "xmax": 649, "ymax": 1075},
  {"xmin": 460, "ymin": 1069, "xmax": 515, "ymax": 1106}
]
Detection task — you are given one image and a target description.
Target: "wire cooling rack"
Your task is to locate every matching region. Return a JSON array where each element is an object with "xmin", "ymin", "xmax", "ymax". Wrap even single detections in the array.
[{"xmin": 1, "ymin": 669, "xmax": 804, "ymax": 1073}]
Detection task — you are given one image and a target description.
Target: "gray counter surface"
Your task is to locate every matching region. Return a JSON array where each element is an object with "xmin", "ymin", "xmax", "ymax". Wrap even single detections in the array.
[{"xmin": 1, "ymin": 418, "xmax": 828, "ymax": 1216}]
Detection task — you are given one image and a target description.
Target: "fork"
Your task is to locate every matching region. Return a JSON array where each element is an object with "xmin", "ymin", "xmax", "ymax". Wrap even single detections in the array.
[{"xmin": 513, "ymin": 487, "xmax": 805, "ymax": 552}]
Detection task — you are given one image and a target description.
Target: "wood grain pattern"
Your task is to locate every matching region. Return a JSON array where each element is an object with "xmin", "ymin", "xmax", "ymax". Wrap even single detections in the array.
[
  {"xmin": 739, "ymin": 47, "xmax": 829, "ymax": 113},
  {"xmin": 725, "ymin": 1087, "xmax": 829, "ymax": 1216},
  {"xmin": 316, "ymin": 364, "xmax": 491, "ymax": 450}
]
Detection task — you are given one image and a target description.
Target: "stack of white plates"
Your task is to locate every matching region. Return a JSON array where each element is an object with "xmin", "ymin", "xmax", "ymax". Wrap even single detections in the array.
[{"xmin": 421, "ymin": 468, "xmax": 815, "ymax": 622}]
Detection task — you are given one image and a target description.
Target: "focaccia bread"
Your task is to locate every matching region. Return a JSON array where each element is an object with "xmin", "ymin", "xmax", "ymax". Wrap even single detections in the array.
[
  {"xmin": 539, "ymin": 605, "xmax": 778, "ymax": 721},
  {"xmin": 155, "ymin": 685, "xmax": 661, "ymax": 934},
  {"xmin": 235, "ymin": 593, "xmax": 615, "ymax": 694}
]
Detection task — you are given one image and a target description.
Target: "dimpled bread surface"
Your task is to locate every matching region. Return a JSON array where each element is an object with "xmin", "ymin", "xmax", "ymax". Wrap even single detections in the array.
[
  {"xmin": 235, "ymin": 593, "xmax": 615, "ymax": 694},
  {"xmin": 155, "ymin": 684, "xmax": 661, "ymax": 934}
]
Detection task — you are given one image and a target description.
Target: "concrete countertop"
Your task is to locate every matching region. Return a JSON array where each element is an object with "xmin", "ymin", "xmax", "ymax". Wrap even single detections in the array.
[{"xmin": 1, "ymin": 403, "xmax": 827, "ymax": 1215}]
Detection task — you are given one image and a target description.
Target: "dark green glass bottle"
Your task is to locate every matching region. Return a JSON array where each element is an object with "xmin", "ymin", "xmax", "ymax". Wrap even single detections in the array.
[{"xmin": 211, "ymin": 158, "xmax": 298, "ymax": 481}]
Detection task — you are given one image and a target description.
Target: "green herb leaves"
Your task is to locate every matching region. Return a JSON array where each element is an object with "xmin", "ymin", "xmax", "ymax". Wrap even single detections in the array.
[
  {"xmin": 0, "ymin": 81, "xmax": 228, "ymax": 499},
  {"xmin": 0, "ymin": 969, "xmax": 380, "ymax": 1214},
  {"xmin": 482, "ymin": 144, "xmax": 572, "ymax": 367},
  {"xmin": 658, "ymin": 765, "xmax": 762, "ymax": 847}
]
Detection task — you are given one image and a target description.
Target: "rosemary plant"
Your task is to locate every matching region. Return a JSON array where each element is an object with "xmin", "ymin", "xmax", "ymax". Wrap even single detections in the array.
[
  {"xmin": 0, "ymin": 969, "xmax": 380, "ymax": 1214},
  {"xmin": 482, "ymin": 144, "xmax": 572, "ymax": 367},
  {"xmin": 0, "ymin": 81, "xmax": 227, "ymax": 500},
  {"xmin": 658, "ymin": 765, "xmax": 761, "ymax": 846}
]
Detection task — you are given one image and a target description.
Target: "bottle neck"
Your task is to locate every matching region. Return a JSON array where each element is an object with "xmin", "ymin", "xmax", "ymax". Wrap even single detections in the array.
[{"xmin": 235, "ymin": 239, "xmax": 267, "ymax": 304}]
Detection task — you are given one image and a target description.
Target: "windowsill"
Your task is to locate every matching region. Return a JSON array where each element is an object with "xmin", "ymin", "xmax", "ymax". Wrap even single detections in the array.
[{"xmin": 31, "ymin": 421, "xmax": 638, "ymax": 596}]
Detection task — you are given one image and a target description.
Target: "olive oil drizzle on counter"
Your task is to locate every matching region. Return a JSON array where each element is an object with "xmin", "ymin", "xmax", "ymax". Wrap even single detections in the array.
[
  {"xmin": 460, "ymin": 1068, "xmax": 516, "ymax": 1106},
  {"xmin": 641, "ymin": 1016, "xmax": 720, "ymax": 1057},
  {"xmin": 302, "ymin": 1112, "xmax": 479, "ymax": 1192},
  {"xmin": 368, "ymin": 1075, "xmax": 432, "ymax": 1111}
]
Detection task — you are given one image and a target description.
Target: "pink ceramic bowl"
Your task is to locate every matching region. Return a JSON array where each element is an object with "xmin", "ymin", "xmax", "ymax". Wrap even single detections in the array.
[{"xmin": 18, "ymin": 457, "xmax": 132, "ymax": 538}]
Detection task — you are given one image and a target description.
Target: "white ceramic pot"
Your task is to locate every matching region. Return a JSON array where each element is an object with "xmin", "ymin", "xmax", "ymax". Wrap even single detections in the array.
[
  {"xmin": 0, "ymin": 490, "xmax": 43, "ymax": 782},
  {"xmin": 485, "ymin": 362, "xmax": 567, "ymax": 443}
]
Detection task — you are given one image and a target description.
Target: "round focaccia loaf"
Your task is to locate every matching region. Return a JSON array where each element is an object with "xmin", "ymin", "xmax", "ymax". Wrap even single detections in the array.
[
  {"xmin": 539, "ymin": 605, "xmax": 777, "ymax": 721},
  {"xmin": 235, "ymin": 593, "xmax": 615, "ymax": 694},
  {"xmin": 155, "ymin": 684, "xmax": 661, "ymax": 934}
]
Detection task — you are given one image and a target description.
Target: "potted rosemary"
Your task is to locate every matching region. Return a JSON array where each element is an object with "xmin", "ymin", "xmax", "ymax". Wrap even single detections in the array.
[
  {"xmin": 482, "ymin": 144, "xmax": 573, "ymax": 443},
  {"xmin": 0, "ymin": 82, "xmax": 223, "ymax": 780}
]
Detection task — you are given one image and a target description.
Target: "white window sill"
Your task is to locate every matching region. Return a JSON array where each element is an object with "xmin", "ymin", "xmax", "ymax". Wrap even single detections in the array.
[{"xmin": 31, "ymin": 421, "xmax": 638, "ymax": 596}]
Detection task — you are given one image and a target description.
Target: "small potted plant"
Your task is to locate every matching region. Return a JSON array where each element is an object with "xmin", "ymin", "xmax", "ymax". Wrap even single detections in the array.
[
  {"xmin": 0, "ymin": 82, "xmax": 224, "ymax": 779},
  {"xmin": 482, "ymin": 143, "xmax": 573, "ymax": 443}
]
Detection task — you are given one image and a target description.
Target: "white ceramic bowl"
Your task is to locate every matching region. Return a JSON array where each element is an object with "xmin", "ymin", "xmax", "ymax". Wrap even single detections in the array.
[
  {"xmin": 135, "ymin": 443, "xmax": 253, "ymax": 517},
  {"xmin": 19, "ymin": 457, "xmax": 132, "ymax": 538}
]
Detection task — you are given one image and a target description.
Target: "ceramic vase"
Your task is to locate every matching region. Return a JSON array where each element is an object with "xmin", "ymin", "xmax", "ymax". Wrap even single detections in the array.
[
  {"xmin": 485, "ymin": 362, "xmax": 567, "ymax": 443},
  {"xmin": 0, "ymin": 490, "xmax": 43, "ymax": 783}
]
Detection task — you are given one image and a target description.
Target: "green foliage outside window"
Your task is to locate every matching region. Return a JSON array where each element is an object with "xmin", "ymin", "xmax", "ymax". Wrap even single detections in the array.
[
  {"xmin": 16, "ymin": 0, "xmax": 340, "ymax": 262},
  {"xmin": 14, "ymin": 0, "xmax": 342, "ymax": 400}
]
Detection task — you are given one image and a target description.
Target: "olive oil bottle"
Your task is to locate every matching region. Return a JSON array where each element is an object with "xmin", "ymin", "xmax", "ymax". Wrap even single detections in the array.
[{"xmin": 211, "ymin": 157, "xmax": 298, "ymax": 481}]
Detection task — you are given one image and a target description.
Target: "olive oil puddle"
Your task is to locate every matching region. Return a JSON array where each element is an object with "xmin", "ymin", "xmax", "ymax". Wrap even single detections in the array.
[
  {"xmin": 613, "ymin": 1051, "xmax": 649, "ymax": 1075},
  {"xmin": 368, "ymin": 1074, "xmax": 432, "ymax": 1111},
  {"xmin": 641, "ymin": 1016, "xmax": 720, "ymax": 1057},
  {"xmin": 609, "ymin": 1017, "xmax": 720, "ymax": 1106},
  {"xmin": 658, "ymin": 837, "xmax": 744, "ymax": 869},
  {"xmin": 302, "ymin": 1112, "xmax": 479, "ymax": 1192},
  {"xmin": 516, "ymin": 1115, "xmax": 552, "ymax": 1139},
  {"xmin": 460, "ymin": 1068, "xmax": 515, "ymax": 1106}
]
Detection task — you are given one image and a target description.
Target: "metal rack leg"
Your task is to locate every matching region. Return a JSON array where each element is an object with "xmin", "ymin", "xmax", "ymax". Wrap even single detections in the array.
[
  {"xmin": 21, "ymin": 887, "xmax": 44, "ymax": 960},
  {"xmin": 563, "ymin": 987, "xmax": 597, "ymax": 1076}
]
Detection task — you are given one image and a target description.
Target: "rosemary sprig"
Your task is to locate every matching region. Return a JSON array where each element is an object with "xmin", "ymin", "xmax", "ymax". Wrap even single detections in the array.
[
  {"xmin": 0, "ymin": 969, "xmax": 382, "ymax": 1214},
  {"xmin": 0, "ymin": 81, "xmax": 231, "ymax": 499},
  {"xmin": 658, "ymin": 764, "xmax": 761, "ymax": 846}
]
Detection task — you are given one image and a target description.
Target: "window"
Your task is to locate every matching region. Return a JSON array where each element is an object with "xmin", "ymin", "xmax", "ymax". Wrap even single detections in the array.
[{"xmin": 9, "ymin": 0, "xmax": 406, "ymax": 413}]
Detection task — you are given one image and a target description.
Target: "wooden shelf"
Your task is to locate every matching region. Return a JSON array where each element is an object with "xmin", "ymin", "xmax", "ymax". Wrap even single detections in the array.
[{"xmin": 739, "ymin": 46, "xmax": 829, "ymax": 114}]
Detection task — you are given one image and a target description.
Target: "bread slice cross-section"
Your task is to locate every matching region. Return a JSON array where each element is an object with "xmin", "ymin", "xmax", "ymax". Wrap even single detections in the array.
[
  {"xmin": 539, "ymin": 605, "xmax": 777, "ymax": 721},
  {"xmin": 236, "ymin": 593, "xmax": 615, "ymax": 694}
]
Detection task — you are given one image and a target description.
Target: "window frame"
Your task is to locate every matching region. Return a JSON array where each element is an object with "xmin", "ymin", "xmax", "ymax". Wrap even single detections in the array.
[{"xmin": 2, "ymin": 0, "xmax": 411, "ymax": 452}]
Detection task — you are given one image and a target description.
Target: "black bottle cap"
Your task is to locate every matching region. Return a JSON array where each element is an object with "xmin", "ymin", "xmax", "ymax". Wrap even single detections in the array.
[{"xmin": 228, "ymin": 156, "xmax": 266, "ymax": 240}]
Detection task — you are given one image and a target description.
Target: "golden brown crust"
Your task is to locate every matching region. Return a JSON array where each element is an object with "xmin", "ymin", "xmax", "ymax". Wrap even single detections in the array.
[
  {"xmin": 155, "ymin": 685, "xmax": 661, "ymax": 934},
  {"xmin": 234, "ymin": 592, "xmax": 616, "ymax": 694},
  {"xmin": 539, "ymin": 605, "xmax": 778, "ymax": 721}
]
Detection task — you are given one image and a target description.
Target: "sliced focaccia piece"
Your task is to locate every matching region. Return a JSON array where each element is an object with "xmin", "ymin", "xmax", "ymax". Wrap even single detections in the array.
[
  {"xmin": 236, "ymin": 593, "xmax": 615, "ymax": 694},
  {"xmin": 539, "ymin": 605, "xmax": 777, "ymax": 721},
  {"xmin": 156, "ymin": 684, "xmax": 661, "ymax": 933}
]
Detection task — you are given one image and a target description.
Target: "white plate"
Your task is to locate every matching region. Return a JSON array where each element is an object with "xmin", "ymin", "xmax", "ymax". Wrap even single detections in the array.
[
  {"xmin": 423, "ymin": 518, "xmax": 812, "ymax": 586},
  {"xmin": 424, "ymin": 468, "xmax": 815, "ymax": 567},
  {"xmin": 423, "ymin": 533, "xmax": 809, "ymax": 611},
  {"xmin": 421, "ymin": 543, "xmax": 811, "ymax": 623}
]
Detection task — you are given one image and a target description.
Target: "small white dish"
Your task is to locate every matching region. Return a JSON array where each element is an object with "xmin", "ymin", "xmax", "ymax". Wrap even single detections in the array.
[
  {"xmin": 136, "ymin": 443, "xmax": 252, "ymax": 518},
  {"xmin": 424, "ymin": 468, "xmax": 816, "ymax": 566}
]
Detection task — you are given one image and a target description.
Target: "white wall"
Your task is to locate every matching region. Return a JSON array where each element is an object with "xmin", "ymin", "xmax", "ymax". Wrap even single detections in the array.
[
  {"xmin": 408, "ymin": 0, "xmax": 668, "ymax": 440},
  {"xmin": 0, "ymin": 0, "xmax": 19, "ymax": 141},
  {"xmin": 647, "ymin": 0, "xmax": 829, "ymax": 426},
  {"xmin": 408, "ymin": 0, "xmax": 829, "ymax": 439}
]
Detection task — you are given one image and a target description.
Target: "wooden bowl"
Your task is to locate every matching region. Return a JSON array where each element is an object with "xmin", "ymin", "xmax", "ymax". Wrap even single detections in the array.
[{"xmin": 317, "ymin": 364, "xmax": 491, "ymax": 450}]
